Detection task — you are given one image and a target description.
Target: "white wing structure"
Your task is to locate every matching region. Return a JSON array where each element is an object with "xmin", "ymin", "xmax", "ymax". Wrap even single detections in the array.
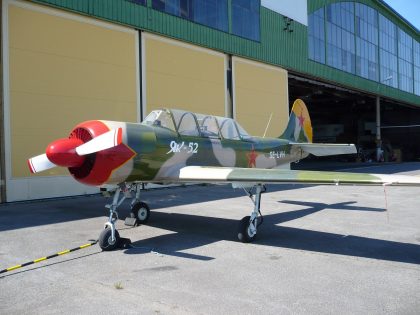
[{"xmin": 178, "ymin": 166, "xmax": 420, "ymax": 186}]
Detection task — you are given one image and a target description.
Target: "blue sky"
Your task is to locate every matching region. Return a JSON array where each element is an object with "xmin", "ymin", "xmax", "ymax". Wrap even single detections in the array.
[{"xmin": 383, "ymin": 0, "xmax": 420, "ymax": 30}]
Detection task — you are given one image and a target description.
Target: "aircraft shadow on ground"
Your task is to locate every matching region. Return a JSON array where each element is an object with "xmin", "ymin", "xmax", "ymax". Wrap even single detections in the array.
[
  {"xmin": 0, "ymin": 184, "xmax": 307, "ymax": 232},
  {"xmin": 2, "ymin": 183, "xmax": 419, "ymax": 265},
  {"xmin": 125, "ymin": 201, "xmax": 420, "ymax": 265},
  {"xmin": 2, "ymin": 162, "xmax": 420, "ymax": 232}
]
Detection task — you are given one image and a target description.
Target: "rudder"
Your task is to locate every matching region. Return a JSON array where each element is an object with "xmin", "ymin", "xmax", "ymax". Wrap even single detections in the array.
[{"xmin": 280, "ymin": 99, "xmax": 313, "ymax": 143}]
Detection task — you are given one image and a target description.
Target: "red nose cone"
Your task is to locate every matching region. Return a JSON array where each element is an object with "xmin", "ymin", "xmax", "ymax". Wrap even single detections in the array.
[{"xmin": 46, "ymin": 138, "xmax": 85, "ymax": 167}]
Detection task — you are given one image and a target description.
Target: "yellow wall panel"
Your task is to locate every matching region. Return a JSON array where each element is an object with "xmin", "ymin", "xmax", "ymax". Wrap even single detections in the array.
[
  {"xmin": 144, "ymin": 34, "xmax": 226, "ymax": 117},
  {"xmin": 8, "ymin": 3, "xmax": 138, "ymax": 178},
  {"xmin": 233, "ymin": 57, "xmax": 289, "ymax": 138},
  {"xmin": 9, "ymin": 5, "xmax": 135, "ymax": 67}
]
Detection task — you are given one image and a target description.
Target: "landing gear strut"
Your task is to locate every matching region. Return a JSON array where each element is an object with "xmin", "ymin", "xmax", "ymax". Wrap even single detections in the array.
[
  {"xmin": 98, "ymin": 183, "xmax": 149, "ymax": 251},
  {"xmin": 237, "ymin": 184, "xmax": 265, "ymax": 243}
]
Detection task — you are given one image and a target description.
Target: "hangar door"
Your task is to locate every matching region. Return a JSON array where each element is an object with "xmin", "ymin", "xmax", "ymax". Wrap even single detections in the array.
[
  {"xmin": 143, "ymin": 33, "xmax": 227, "ymax": 117},
  {"xmin": 232, "ymin": 57, "xmax": 289, "ymax": 138},
  {"xmin": 3, "ymin": 0, "xmax": 139, "ymax": 201}
]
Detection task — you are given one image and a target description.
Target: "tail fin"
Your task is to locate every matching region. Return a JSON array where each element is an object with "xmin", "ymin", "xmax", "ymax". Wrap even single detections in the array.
[
  {"xmin": 280, "ymin": 99, "xmax": 313, "ymax": 143},
  {"xmin": 281, "ymin": 99, "xmax": 357, "ymax": 156}
]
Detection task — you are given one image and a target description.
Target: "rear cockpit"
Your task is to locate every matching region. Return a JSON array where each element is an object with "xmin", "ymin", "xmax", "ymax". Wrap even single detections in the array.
[{"xmin": 142, "ymin": 109, "xmax": 251, "ymax": 141}]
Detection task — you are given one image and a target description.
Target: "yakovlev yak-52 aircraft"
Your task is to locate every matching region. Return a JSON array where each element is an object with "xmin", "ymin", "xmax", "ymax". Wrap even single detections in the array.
[{"xmin": 28, "ymin": 99, "xmax": 420, "ymax": 250}]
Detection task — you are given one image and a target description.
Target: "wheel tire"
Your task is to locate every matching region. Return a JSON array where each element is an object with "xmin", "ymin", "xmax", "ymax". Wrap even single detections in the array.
[
  {"xmin": 237, "ymin": 216, "xmax": 257, "ymax": 243},
  {"xmin": 98, "ymin": 227, "xmax": 120, "ymax": 251},
  {"xmin": 131, "ymin": 202, "xmax": 150, "ymax": 225}
]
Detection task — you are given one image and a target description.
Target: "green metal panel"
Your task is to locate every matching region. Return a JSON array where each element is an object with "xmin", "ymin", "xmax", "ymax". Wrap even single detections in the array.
[{"xmin": 29, "ymin": 0, "xmax": 420, "ymax": 107}]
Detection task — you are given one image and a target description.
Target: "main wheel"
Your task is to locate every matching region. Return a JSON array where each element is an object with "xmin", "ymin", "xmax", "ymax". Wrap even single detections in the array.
[
  {"xmin": 99, "ymin": 227, "xmax": 120, "ymax": 251},
  {"xmin": 131, "ymin": 202, "xmax": 150, "ymax": 225},
  {"xmin": 237, "ymin": 216, "xmax": 257, "ymax": 243}
]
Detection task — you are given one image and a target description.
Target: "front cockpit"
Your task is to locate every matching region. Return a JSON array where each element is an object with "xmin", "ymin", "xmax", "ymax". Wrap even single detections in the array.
[{"xmin": 142, "ymin": 108, "xmax": 252, "ymax": 141}]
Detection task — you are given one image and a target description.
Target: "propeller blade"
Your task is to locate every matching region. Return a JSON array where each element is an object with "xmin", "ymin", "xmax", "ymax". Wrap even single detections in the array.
[
  {"xmin": 28, "ymin": 154, "xmax": 56, "ymax": 174},
  {"xmin": 76, "ymin": 128, "xmax": 123, "ymax": 156}
]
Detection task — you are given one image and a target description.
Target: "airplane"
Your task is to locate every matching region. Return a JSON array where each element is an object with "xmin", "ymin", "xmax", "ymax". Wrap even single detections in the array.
[{"xmin": 27, "ymin": 99, "xmax": 420, "ymax": 251}]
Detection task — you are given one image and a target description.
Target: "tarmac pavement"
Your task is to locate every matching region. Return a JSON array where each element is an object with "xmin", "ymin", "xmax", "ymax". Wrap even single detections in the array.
[{"xmin": 1, "ymin": 162, "xmax": 420, "ymax": 314}]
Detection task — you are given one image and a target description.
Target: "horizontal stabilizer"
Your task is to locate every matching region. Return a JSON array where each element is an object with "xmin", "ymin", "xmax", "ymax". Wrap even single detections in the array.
[{"xmin": 292, "ymin": 142, "xmax": 357, "ymax": 156}]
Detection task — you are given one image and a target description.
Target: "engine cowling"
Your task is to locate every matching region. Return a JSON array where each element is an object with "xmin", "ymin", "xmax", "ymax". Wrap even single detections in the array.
[{"xmin": 59, "ymin": 120, "xmax": 135, "ymax": 186}]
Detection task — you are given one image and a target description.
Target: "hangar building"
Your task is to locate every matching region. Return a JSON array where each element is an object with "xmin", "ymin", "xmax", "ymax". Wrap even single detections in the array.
[{"xmin": 1, "ymin": 0, "xmax": 419, "ymax": 202}]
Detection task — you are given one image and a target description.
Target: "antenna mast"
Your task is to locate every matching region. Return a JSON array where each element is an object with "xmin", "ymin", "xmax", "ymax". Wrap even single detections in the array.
[{"xmin": 263, "ymin": 113, "xmax": 273, "ymax": 138}]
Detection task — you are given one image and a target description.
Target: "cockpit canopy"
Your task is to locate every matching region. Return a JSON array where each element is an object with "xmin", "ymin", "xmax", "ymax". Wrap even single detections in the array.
[{"xmin": 142, "ymin": 109, "xmax": 251, "ymax": 140}]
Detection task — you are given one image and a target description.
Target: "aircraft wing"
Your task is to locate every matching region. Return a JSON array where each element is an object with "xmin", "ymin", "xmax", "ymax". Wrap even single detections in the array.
[
  {"xmin": 178, "ymin": 166, "xmax": 420, "ymax": 186},
  {"xmin": 290, "ymin": 142, "xmax": 357, "ymax": 156}
]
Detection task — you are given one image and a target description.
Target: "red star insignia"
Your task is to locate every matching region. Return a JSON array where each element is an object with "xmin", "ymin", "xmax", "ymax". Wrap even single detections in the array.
[
  {"xmin": 246, "ymin": 145, "xmax": 258, "ymax": 168},
  {"xmin": 298, "ymin": 111, "xmax": 305, "ymax": 127}
]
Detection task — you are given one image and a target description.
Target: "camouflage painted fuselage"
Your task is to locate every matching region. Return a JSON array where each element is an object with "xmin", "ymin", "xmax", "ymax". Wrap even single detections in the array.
[
  {"xmin": 102, "ymin": 122, "xmax": 308, "ymax": 185},
  {"xmin": 29, "ymin": 100, "xmax": 420, "ymax": 188},
  {"xmin": 61, "ymin": 101, "xmax": 322, "ymax": 186}
]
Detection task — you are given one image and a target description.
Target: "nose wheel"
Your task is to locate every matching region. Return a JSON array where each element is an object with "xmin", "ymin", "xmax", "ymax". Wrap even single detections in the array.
[
  {"xmin": 98, "ymin": 183, "xmax": 148, "ymax": 251},
  {"xmin": 99, "ymin": 227, "xmax": 120, "ymax": 251}
]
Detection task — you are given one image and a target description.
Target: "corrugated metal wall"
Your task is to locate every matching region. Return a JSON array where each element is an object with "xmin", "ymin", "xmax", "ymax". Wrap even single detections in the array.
[{"xmin": 30, "ymin": 0, "xmax": 420, "ymax": 107}]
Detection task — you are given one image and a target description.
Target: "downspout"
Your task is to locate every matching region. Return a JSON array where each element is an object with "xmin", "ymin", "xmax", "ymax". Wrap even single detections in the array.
[{"xmin": 0, "ymin": 0, "xmax": 5, "ymax": 203}]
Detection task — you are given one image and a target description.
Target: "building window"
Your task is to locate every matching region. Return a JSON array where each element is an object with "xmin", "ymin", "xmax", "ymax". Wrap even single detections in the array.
[
  {"xmin": 355, "ymin": 3, "xmax": 378, "ymax": 81},
  {"xmin": 308, "ymin": 8, "xmax": 325, "ymax": 63},
  {"xmin": 193, "ymin": 0, "xmax": 228, "ymax": 32},
  {"xmin": 232, "ymin": 0, "xmax": 260, "ymax": 41},
  {"xmin": 129, "ymin": 0, "xmax": 146, "ymax": 5},
  {"xmin": 152, "ymin": 0, "xmax": 194, "ymax": 20},
  {"xmin": 151, "ymin": 0, "xmax": 260, "ymax": 39},
  {"xmin": 398, "ymin": 28, "xmax": 413, "ymax": 93},
  {"xmin": 308, "ymin": 2, "xmax": 419, "ymax": 96},
  {"xmin": 152, "ymin": 0, "xmax": 228, "ymax": 32},
  {"xmin": 379, "ymin": 14, "xmax": 398, "ymax": 88},
  {"xmin": 414, "ymin": 40, "xmax": 420, "ymax": 96},
  {"xmin": 325, "ymin": 2, "xmax": 355, "ymax": 74}
]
